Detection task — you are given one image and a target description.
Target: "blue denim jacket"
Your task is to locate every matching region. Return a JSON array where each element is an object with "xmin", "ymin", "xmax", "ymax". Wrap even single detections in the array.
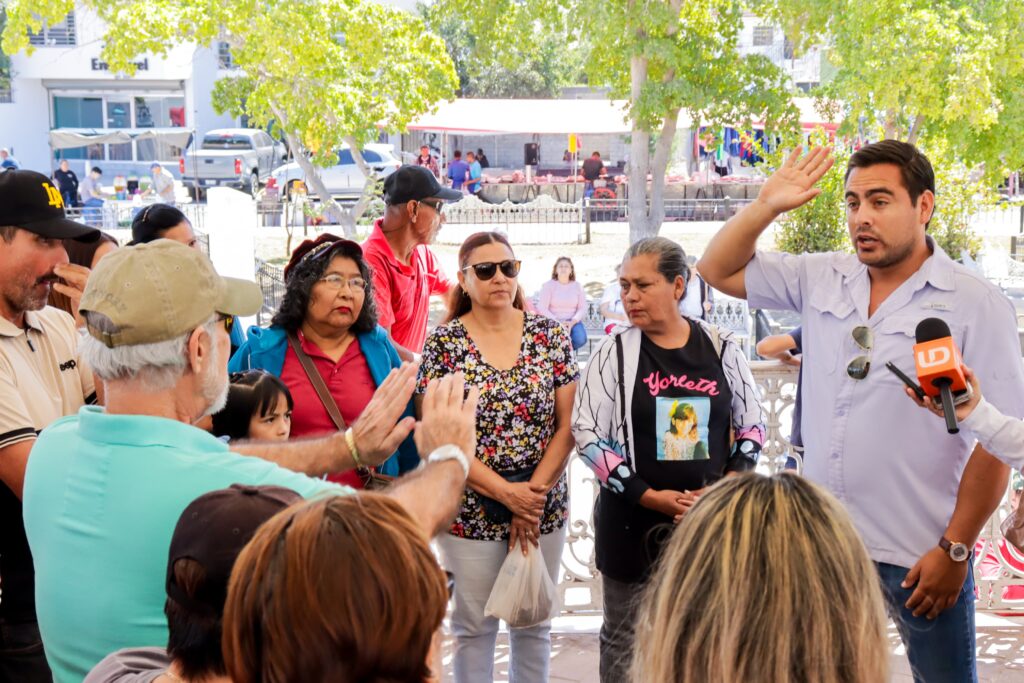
[{"xmin": 228, "ymin": 324, "xmax": 419, "ymax": 476}]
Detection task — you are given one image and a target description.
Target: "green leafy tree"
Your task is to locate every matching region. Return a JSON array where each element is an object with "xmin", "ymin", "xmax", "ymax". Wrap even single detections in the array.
[
  {"xmin": 430, "ymin": 0, "xmax": 800, "ymax": 242},
  {"xmin": 421, "ymin": 5, "xmax": 586, "ymax": 98},
  {"xmin": 928, "ymin": 153, "xmax": 988, "ymax": 260},
  {"xmin": 770, "ymin": 130, "xmax": 852, "ymax": 255},
  {"xmin": 758, "ymin": 0, "xmax": 1024, "ymax": 180},
  {"xmin": 2, "ymin": 0, "xmax": 458, "ymax": 236}
]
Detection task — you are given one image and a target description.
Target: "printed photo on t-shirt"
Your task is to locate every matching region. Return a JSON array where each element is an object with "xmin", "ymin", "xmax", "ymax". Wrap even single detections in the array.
[{"xmin": 657, "ymin": 397, "xmax": 710, "ymax": 461}]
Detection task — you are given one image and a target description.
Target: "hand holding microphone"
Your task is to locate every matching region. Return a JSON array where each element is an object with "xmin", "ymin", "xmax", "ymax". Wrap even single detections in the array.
[
  {"xmin": 905, "ymin": 364, "xmax": 982, "ymax": 423},
  {"xmin": 912, "ymin": 318, "xmax": 972, "ymax": 434}
]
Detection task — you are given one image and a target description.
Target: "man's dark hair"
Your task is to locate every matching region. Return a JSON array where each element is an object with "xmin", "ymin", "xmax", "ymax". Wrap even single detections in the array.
[
  {"xmin": 592, "ymin": 151, "xmax": 601, "ymax": 158},
  {"xmin": 453, "ymin": 150, "xmax": 462, "ymax": 159},
  {"xmin": 845, "ymin": 140, "xmax": 934, "ymax": 205},
  {"xmin": 0, "ymin": 226, "xmax": 16, "ymax": 243},
  {"xmin": 165, "ymin": 559, "xmax": 227, "ymax": 679},
  {"xmin": 272, "ymin": 240, "xmax": 377, "ymax": 334},
  {"xmin": 91, "ymin": 167, "xmax": 103, "ymax": 175}
]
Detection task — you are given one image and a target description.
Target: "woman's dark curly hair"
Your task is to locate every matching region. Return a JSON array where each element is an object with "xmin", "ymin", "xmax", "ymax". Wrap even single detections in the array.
[{"xmin": 271, "ymin": 241, "xmax": 378, "ymax": 334}]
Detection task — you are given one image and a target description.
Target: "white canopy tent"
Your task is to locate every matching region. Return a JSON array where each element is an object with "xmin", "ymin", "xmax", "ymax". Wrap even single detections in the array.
[
  {"xmin": 48, "ymin": 127, "xmax": 194, "ymax": 150},
  {"xmin": 407, "ymin": 98, "xmax": 634, "ymax": 135}
]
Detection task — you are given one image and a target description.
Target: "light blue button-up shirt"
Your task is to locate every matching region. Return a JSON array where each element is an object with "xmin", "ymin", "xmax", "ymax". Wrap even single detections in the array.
[{"xmin": 746, "ymin": 239, "xmax": 1024, "ymax": 568}]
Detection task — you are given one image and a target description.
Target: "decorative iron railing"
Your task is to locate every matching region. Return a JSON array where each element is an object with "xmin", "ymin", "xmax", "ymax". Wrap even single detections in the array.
[{"xmin": 557, "ymin": 361, "xmax": 1024, "ymax": 615}]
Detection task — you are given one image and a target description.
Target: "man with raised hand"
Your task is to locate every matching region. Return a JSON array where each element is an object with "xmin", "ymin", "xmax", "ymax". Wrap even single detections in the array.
[{"xmin": 699, "ymin": 141, "xmax": 1024, "ymax": 682}]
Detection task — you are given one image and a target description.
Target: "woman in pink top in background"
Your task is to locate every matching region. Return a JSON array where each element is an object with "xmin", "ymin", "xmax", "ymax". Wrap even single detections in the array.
[{"xmin": 537, "ymin": 257, "xmax": 588, "ymax": 350}]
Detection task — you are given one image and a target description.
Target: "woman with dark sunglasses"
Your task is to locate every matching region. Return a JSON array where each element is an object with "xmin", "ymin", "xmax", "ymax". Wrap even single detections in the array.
[
  {"xmin": 229, "ymin": 234, "xmax": 419, "ymax": 487},
  {"xmin": 416, "ymin": 231, "xmax": 578, "ymax": 683},
  {"xmin": 572, "ymin": 237, "xmax": 766, "ymax": 683}
]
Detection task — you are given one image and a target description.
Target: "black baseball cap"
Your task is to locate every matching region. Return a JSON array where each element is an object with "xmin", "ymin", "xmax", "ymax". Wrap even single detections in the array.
[
  {"xmin": 383, "ymin": 164, "xmax": 462, "ymax": 205},
  {"xmin": 165, "ymin": 484, "xmax": 301, "ymax": 617},
  {"xmin": 0, "ymin": 169, "xmax": 99, "ymax": 241}
]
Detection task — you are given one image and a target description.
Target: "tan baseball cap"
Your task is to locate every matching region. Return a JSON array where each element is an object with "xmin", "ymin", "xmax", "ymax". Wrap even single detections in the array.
[{"xmin": 81, "ymin": 239, "xmax": 262, "ymax": 348}]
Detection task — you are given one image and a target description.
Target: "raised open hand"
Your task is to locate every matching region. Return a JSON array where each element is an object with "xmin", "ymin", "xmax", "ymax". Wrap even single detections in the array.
[{"xmin": 757, "ymin": 145, "xmax": 835, "ymax": 215}]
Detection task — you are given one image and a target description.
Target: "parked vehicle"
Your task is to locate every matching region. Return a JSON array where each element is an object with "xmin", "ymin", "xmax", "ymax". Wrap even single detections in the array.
[
  {"xmin": 270, "ymin": 143, "xmax": 401, "ymax": 198},
  {"xmin": 180, "ymin": 129, "xmax": 287, "ymax": 198}
]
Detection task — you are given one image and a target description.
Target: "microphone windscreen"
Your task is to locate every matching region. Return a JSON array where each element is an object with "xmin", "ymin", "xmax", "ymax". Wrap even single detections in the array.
[{"xmin": 915, "ymin": 317, "xmax": 951, "ymax": 344}]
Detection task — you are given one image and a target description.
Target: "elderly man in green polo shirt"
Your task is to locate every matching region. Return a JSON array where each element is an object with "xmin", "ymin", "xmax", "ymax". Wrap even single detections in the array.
[{"xmin": 23, "ymin": 240, "xmax": 478, "ymax": 683}]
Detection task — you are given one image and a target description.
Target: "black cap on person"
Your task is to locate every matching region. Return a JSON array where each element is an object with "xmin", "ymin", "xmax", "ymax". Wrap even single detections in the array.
[
  {"xmin": 165, "ymin": 484, "xmax": 301, "ymax": 617},
  {"xmin": 383, "ymin": 164, "xmax": 463, "ymax": 205},
  {"xmin": 0, "ymin": 169, "xmax": 99, "ymax": 241}
]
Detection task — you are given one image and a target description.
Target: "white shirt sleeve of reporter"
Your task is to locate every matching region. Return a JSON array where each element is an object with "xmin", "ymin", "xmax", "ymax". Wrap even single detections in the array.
[{"xmin": 961, "ymin": 397, "xmax": 1024, "ymax": 471}]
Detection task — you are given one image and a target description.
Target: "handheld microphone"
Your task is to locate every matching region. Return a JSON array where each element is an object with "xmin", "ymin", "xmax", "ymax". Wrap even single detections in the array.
[{"xmin": 913, "ymin": 318, "xmax": 966, "ymax": 434}]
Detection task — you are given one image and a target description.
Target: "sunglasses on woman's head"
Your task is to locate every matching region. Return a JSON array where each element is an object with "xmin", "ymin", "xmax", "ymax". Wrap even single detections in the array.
[{"xmin": 461, "ymin": 259, "xmax": 521, "ymax": 281}]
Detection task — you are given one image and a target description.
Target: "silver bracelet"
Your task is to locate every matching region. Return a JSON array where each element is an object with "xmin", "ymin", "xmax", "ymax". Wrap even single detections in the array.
[{"xmin": 426, "ymin": 445, "xmax": 470, "ymax": 478}]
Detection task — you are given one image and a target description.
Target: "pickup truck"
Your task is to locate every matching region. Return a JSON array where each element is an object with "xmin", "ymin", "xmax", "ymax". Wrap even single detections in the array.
[{"xmin": 180, "ymin": 128, "xmax": 287, "ymax": 198}]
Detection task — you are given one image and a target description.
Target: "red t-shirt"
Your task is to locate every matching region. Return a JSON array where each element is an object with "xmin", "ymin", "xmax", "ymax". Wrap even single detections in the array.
[
  {"xmin": 280, "ymin": 332, "xmax": 377, "ymax": 488},
  {"xmin": 361, "ymin": 220, "xmax": 451, "ymax": 353}
]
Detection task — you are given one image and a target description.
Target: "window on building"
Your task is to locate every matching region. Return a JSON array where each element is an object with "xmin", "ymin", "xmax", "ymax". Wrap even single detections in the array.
[
  {"xmin": 217, "ymin": 42, "xmax": 235, "ymax": 69},
  {"xmin": 28, "ymin": 12, "xmax": 76, "ymax": 47},
  {"xmin": 752, "ymin": 26, "xmax": 774, "ymax": 47},
  {"xmin": 784, "ymin": 38, "xmax": 795, "ymax": 60},
  {"xmin": 53, "ymin": 93, "xmax": 186, "ymax": 161}
]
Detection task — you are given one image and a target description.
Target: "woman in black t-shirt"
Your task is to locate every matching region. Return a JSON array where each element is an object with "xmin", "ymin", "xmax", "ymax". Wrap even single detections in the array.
[{"xmin": 572, "ymin": 237, "xmax": 765, "ymax": 683}]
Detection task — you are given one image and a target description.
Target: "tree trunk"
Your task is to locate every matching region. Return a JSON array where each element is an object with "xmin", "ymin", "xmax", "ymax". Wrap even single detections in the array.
[
  {"xmin": 269, "ymin": 102, "xmax": 355, "ymax": 237},
  {"xmin": 627, "ymin": 54, "xmax": 652, "ymax": 243},
  {"xmin": 343, "ymin": 135, "xmax": 378, "ymax": 224},
  {"xmin": 906, "ymin": 114, "xmax": 925, "ymax": 146},
  {"xmin": 646, "ymin": 108, "xmax": 680, "ymax": 239}
]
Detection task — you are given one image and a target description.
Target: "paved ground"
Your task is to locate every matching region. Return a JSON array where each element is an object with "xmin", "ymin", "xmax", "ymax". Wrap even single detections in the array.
[{"xmin": 441, "ymin": 613, "xmax": 1024, "ymax": 682}]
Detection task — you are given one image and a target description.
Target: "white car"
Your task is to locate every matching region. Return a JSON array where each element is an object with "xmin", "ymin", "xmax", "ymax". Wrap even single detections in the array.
[{"xmin": 270, "ymin": 143, "xmax": 401, "ymax": 198}]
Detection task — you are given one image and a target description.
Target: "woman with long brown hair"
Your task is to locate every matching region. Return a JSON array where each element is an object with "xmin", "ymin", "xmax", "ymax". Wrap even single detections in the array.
[
  {"xmin": 417, "ymin": 231, "xmax": 577, "ymax": 683},
  {"xmin": 223, "ymin": 494, "xmax": 449, "ymax": 682}
]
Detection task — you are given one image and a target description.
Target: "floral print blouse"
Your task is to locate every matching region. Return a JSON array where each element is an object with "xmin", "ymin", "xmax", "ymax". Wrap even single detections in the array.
[{"xmin": 417, "ymin": 312, "xmax": 579, "ymax": 541}]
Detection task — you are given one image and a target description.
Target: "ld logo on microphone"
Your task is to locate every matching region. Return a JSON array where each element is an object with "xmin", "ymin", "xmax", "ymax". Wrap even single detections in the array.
[
  {"xmin": 916, "ymin": 347, "xmax": 951, "ymax": 369},
  {"xmin": 912, "ymin": 338, "xmax": 967, "ymax": 396}
]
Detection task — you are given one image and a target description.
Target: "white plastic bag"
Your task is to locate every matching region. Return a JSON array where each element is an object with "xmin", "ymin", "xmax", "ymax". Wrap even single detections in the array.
[{"xmin": 484, "ymin": 544, "xmax": 559, "ymax": 628}]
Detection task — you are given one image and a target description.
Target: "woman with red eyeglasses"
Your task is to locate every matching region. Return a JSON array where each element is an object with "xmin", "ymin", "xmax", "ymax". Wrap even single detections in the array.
[{"xmin": 416, "ymin": 231, "xmax": 578, "ymax": 683}]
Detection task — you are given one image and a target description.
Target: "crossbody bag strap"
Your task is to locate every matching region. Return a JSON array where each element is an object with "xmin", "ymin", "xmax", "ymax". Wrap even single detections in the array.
[
  {"xmin": 615, "ymin": 333, "xmax": 631, "ymax": 461},
  {"xmin": 287, "ymin": 332, "xmax": 347, "ymax": 432}
]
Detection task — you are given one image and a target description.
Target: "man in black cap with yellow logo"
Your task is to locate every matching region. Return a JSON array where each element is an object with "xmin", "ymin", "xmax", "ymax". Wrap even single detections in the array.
[{"xmin": 0, "ymin": 169, "xmax": 99, "ymax": 682}]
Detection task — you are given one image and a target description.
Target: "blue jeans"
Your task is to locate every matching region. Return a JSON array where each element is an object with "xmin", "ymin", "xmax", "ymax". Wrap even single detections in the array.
[
  {"xmin": 568, "ymin": 322, "xmax": 587, "ymax": 351},
  {"xmin": 82, "ymin": 197, "xmax": 104, "ymax": 227},
  {"xmin": 876, "ymin": 561, "xmax": 977, "ymax": 683}
]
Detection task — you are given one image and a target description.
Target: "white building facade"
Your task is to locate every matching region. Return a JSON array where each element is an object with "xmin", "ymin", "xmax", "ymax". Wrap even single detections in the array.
[{"xmin": 0, "ymin": 7, "xmax": 236, "ymax": 177}]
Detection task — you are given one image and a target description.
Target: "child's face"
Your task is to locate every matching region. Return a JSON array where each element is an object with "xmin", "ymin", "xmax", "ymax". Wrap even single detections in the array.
[{"xmin": 248, "ymin": 392, "xmax": 292, "ymax": 442}]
